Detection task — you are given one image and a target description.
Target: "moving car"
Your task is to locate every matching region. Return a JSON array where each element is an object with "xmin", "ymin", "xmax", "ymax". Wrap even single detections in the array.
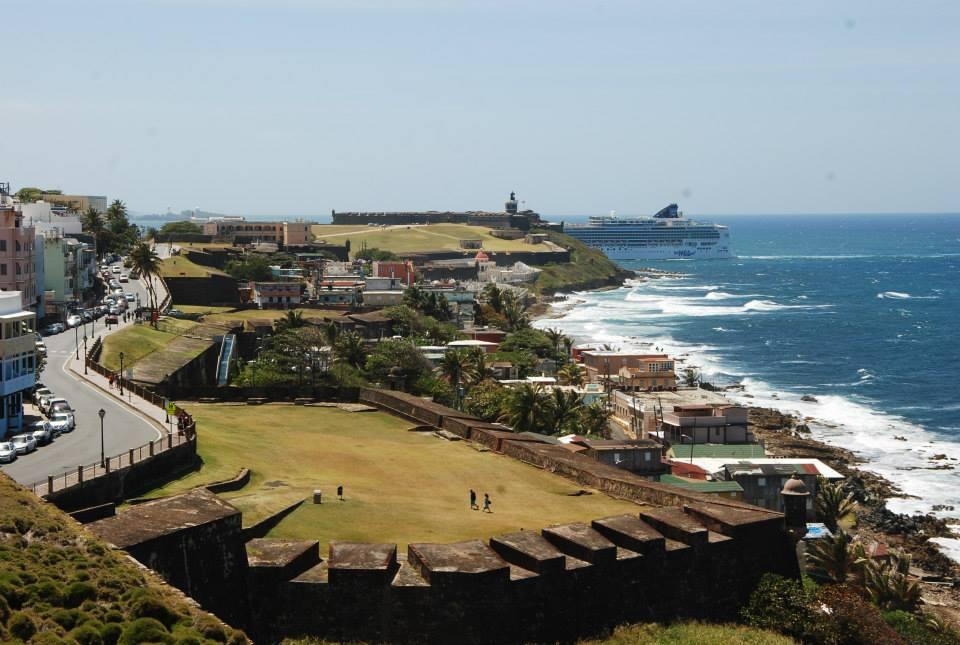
[
  {"xmin": 125, "ymin": 293, "xmax": 136, "ymax": 302},
  {"xmin": 66, "ymin": 314, "xmax": 82, "ymax": 328},
  {"xmin": 30, "ymin": 420, "xmax": 54, "ymax": 445},
  {"xmin": 119, "ymin": 274, "xmax": 129, "ymax": 283},
  {"xmin": 0, "ymin": 442, "xmax": 15, "ymax": 463},
  {"xmin": 105, "ymin": 314, "xmax": 119, "ymax": 326},
  {"xmin": 11, "ymin": 434, "xmax": 37, "ymax": 455},
  {"xmin": 49, "ymin": 412, "xmax": 74, "ymax": 434},
  {"xmin": 111, "ymin": 266, "xmax": 121, "ymax": 274}
]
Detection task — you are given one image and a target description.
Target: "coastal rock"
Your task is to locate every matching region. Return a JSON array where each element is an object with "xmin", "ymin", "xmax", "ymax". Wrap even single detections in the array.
[{"xmin": 801, "ymin": 395, "xmax": 819, "ymax": 403}]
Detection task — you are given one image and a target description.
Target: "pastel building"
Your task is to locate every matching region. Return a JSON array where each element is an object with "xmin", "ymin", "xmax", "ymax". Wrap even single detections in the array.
[
  {"xmin": 201, "ymin": 218, "xmax": 311, "ymax": 247},
  {"xmin": 0, "ymin": 291, "xmax": 36, "ymax": 437},
  {"xmin": 0, "ymin": 185, "xmax": 39, "ymax": 312},
  {"xmin": 580, "ymin": 351, "xmax": 676, "ymax": 391}
]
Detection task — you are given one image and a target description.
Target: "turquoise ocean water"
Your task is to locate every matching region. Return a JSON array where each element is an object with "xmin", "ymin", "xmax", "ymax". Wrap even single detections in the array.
[{"xmin": 537, "ymin": 213, "xmax": 960, "ymax": 534}]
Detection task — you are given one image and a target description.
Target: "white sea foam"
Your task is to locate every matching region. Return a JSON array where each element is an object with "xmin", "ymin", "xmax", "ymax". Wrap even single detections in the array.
[
  {"xmin": 877, "ymin": 291, "xmax": 911, "ymax": 299},
  {"xmin": 537, "ymin": 282, "xmax": 960, "ymax": 535}
]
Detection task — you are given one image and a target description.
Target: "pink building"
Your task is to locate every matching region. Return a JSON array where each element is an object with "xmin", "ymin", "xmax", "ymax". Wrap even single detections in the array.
[{"xmin": 0, "ymin": 185, "xmax": 37, "ymax": 312}]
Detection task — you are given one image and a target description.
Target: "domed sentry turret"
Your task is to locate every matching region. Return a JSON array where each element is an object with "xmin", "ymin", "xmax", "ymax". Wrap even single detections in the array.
[
  {"xmin": 505, "ymin": 191, "xmax": 519, "ymax": 214},
  {"xmin": 780, "ymin": 474, "xmax": 810, "ymax": 530}
]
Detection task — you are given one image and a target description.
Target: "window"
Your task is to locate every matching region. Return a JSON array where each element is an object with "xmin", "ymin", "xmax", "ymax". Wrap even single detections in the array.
[
  {"xmin": 644, "ymin": 452, "xmax": 652, "ymax": 461},
  {"xmin": 757, "ymin": 477, "xmax": 766, "ymax": 487},
  {"xmin": 0, "ymin": 240, "xmax": 5, "ymax": 251},
  {"xmin": 15, "ymin": 240, "xmax": 20, "ymax": 252},
  {"xmin": 0, "ymin": 264, "xmax": 5, "ymax": 276}
]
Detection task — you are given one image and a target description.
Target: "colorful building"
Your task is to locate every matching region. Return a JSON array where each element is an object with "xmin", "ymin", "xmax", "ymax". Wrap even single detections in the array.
[
  {"xmin": 0, "ymin": 291, "xmax": 36, "ymax": 438},
  {"xmin": 580, "ymin": 351, "xmax": 676, "ymax": 391},
  {"xmin": 0, "ymin": 186, "xmax": 39, "ymax": 313}
]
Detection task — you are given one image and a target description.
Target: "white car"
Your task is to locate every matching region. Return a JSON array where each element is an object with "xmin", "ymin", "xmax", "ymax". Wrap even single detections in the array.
[
  {"xmin": 125, "ymin": 293, "xmax": 136, "ymax": 303},
  {"xmin": 38, "ymin": 393, "xmax": 57, "ymax": 413},
  {"xmin": 11, "ymin": 434, "xmax": 37, "ymax": 455},
  {"xmin": 0, "ymin": 442, "xmax": 15, "ymax": 463},
  {"xmin": 119, "ymin": 274, "xmax": 129, "ymax": 283},
  {"xmin": 46, "ymin": 398, "xmax": 71, "ymax": 416},
  {"xmin": 49, "ymin": 412, "xmax": 75, "ymax": 433},
  {"xmin": 30, "ymin": 421, "xmax": 53, "ymax": 445},
  {"xmin": 33, "ymin": 387, "xmax": 53, "ymax": 404},
  {"xmin": 111, "ymin": 266, "xmax": 121, "ymax": 274},
  {"xmin": 66, "ymin": 314, "xmax": 82, "ymax": 328}
]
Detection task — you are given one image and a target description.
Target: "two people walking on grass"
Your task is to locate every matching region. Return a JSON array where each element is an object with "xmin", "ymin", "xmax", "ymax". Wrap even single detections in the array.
[{"xmin": 469, "ymin": 489, "xmax": 492, "ymax": 513}]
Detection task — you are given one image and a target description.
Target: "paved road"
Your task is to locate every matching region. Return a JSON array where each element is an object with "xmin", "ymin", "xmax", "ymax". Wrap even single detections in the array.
[{"xmin": 1, "ymin": 262, "xmax": 163, "ymax": 488}]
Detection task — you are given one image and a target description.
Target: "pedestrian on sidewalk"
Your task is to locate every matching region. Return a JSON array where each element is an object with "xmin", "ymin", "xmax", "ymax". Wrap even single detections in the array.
[
  {"xmin": 483, "ymin": 493, "xmax": 492, "ymax": 513},
  {"xmin": 470, "ymin": 489, "xmax": 478, "ymax": 510}
]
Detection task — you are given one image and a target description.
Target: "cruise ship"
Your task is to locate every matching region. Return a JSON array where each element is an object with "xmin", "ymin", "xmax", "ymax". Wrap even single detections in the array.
[{"xmin": 564, "ymin": 204, "xmax": 733, "ymax": 260}]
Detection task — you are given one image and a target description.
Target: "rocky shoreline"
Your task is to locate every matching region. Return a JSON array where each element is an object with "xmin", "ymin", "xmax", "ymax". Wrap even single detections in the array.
[{"xmin": 750, "ymin": 406, "xmax": 959, "ymax": 579}]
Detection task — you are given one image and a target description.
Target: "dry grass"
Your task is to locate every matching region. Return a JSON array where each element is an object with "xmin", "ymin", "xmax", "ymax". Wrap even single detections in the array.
[
  {"xmin": 158, "ymin": 255, "xmax": 228, "ymax": 278},
  {"xmin": 146, "ymin": 404, "xmax": 643, "ymax": 551},
  {"xmin": 311, "ymin": 223, "xmax": 550, "ymax": 256}
]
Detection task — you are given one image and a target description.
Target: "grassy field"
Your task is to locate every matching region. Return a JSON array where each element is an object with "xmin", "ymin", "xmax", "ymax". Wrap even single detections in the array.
[
  {"xmin": 199, "ymin": 308, "xmax": 343, "ymax": 327},
  {"xmin": 147, "ymin": 404, "xmax": 642, "ymax": 550},
  {"xmin": 311, "ymin": 223, "xmax": 551, "ymax": 256},
  {"xmin": 100, "ymin": 320, "xmax": 199, "ymax": 371},
  {"xmin": 172, "ymin": 304, "xmax": 237, "ymax": 315},
  {"xmin": 158, "ymin": 255, "xmax": 228, "ymax": 278}
]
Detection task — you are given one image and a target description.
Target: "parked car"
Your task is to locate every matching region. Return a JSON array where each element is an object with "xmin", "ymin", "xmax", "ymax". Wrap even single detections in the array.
[
  {"xmin": 29, "ymin": 420, "xmax": 54, "ymax": 444},
  {"xmin": 81, "ymin": 310, "xmax": 94, "ymax": 322},
  {"xmin": 49, "ymin": 412, "xmax": 74, "ymax": 434},
  {"xmin": 37, "ymin": 392, "xmax": 57, "ymax": 413},
  {"xmin": 47, "ymin": 398, "xmax": 71, "ymax": 416},
  {"xmin": 129, "ymin": 269, "xmax": 141, "ymax": 279},
  {"xmin": 125, "ymin": 293, "xmax": 136, "ymax": 303},
  {"xmin": 42, "ymin": 323, "xmax": 65, "ymax": 335},
  {"xmin": 11, "ymin": 434, "xmax": 37, "ymax": 455},
  {"xmin": 119, "ymin": 274, "xmax": 129, "ymax": 283},
  {"xmin": 33, "ymin": 387, "xmax": 53, "ymax": 404},
  {"xmin": 0, "ymin": 442, "xmax": 15, "ymax": 463},
  {"xmin": 66, "ymin": 314, "xmax": 82, "ymax": 328}
]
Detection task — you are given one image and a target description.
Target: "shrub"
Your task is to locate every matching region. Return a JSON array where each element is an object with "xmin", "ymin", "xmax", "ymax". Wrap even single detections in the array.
[
  {"xmin": 129, "ymin": 595, "xmax": 182, "ymax": 629},
  {"xmin": 64, "ymin": 581, "xmax": 98, "ymax": 607},
  {"xmin": 27, "ymin": 579, "xmax": 64, "ymax": 605},
  {"xmin": 883, "ymin": 610, "xmax": 960, "ymax": 645},
  {"xmin": 100, "ymin": 622, "xmax": 123, "ymax": 645},
  {"xmin": 69, "ymin": 623, "xmax": 106, "ymax": 645},
  {"xmin": 9, "ymin": 610, "xmax": 38, "ymax": 641},
  {"xmin": 193, "ymin": 614, "xmax": 228, "ymax": 642},
  {"xmin": 741, "ymin": 573, "xmax": 814, "ymax": 641},
  {"xmin": 118, "ymin": 617, "xmax": 174, "ymax": 645},
  {"xmin": 0, "ymin": 593, "xmax": 9, "ymax": 623},
  {"xmin": 50, "ymin": 607, "xmax": 83, "ymax": 630},
  {"xmin": 30, "ymin": 632, "xmax": 69, "ymax": 645},
  {"xmin": 815, "ymin": 584, "xmax": 904, "ymax": 644},
  {"xmin": 0, "ymin": 580, "xmax": 22, "ymax": 608}
]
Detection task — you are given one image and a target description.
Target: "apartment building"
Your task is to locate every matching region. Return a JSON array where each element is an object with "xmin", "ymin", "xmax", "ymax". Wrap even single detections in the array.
[
  {"xmin": 661, "ymin": 404, "xmax": 752, "ymax": 444},
  {"xmin": 0, "ymin": 185, "xmax": 39, "ymax": 312},
  {"xmin": 39, "ymin": 193, "xmax": 107, "ymax": 213},
  {"xmin": 580, "ymin": 351, "xmax": 676, "ymax": 391},
  {"xmin": 201, "ymin": 218, "xmax": 311, "ymax": 247},
  {"xmin": 41, "ymin": 233, "xmax": 96, "ymax": 318},
  {"xmin": 0, "ymin": 291, "xmax": 36, "ymax": 437}
]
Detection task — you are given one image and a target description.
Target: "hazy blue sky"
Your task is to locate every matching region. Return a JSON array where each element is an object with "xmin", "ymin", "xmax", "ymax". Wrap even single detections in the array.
[{"xmin": 4, "ymin": 1, "xmax": 958, "ymax": 217}]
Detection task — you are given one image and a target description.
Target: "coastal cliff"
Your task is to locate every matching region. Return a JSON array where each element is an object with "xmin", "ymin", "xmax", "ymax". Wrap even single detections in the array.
[{"xmin": 532, "ymin": 229, "xmax": 635, "ymax": 294}]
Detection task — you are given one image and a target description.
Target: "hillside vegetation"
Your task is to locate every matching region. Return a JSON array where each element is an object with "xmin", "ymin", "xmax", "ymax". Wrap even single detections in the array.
[
  {"xmin": 533, "ymin": 229, "xmax": 633, "ymax": 294},
  {"xmin": 0, "ymin": 474, "xmax": 247, "ymax": 643}
]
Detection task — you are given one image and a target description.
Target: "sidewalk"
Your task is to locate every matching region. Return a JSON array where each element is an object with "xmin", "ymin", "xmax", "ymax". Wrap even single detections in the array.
[{"xmin": 65, "ymin": 314, "xmax": 176, "ymax": 434}]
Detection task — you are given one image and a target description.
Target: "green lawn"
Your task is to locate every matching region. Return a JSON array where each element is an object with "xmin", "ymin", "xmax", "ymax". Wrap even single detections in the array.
[
  {"xmin": 311, "ymin": 223, "xmax": 552, "ymax": 257},
  {"xmin": 173, "ymin": 304, "xmax": 237, "ymax": 315},
  {"xmin": 147, "ymin": 404, "xmax": 643, "ymax": 550},
  {"xmin": 200, "ymin": 308, "xmax": 342, "ymax": 327},
  {"xmin": 100, "ymin": 320, "xmax": 198, "ymax": 371},
  {"xmin": 159, "ymin": 255, "xmax": 227, "ymax": 278}
]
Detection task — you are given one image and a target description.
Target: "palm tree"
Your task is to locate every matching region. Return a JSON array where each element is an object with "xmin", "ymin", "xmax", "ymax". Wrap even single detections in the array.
[
  {"xmin": 128, "ymin": 242, "xmax": 162, "ymax": 325},
  {"xmin": 815, "ymin": 477, "xmax": 856, "ymax": 532},
  {"xmin": 548, "ymin": 388, "xmax": 585, "ymax": 435},
  {"xmin": 467, "ymin": 347, "xmax": 487, "ymax": 385},
  {"xmin": 439, "ymin": 348, "xmax": 474, "ymax": 409},
  {"xmin": 324, "ymin": 321, "xmax": 339, "ymax": 346},
  {"xmin": 806, "ymin": 530, "xmax": 860, "ymax": 583},
  {"xmin": 81, "ymin": 207, "xmax": 106, "ymax": 260},
  {"xmin": 334, "ymin": 332, "xmax": 367, "ymax": 369},
  {"xmin": 558, "ymin": 363, "xmax": 585, "ymax": 386},
  {"xmin": 499, "ymin": 383, "xmax": 549, "ymax": 434},
  {"xmin": 863, "ymin": 551, "xmax": 922, "ymax": 611},
  {"xmin": 482, "ymin": 283, "xmax": 504, "ymax": 312},
  {"xmin": 275, "ymin": 310, "xmax": 306, "ymax": 333},
  {"xmin": 580, "ymin": 402, "xmax": 611, "ymax": 437},
  {"xmin": 544, "ymin": 328, "xmax": 567, "ymax": 364},
  {"xmin": 501, "ymin": 297, "xmax": 529, "ymax": 332}
]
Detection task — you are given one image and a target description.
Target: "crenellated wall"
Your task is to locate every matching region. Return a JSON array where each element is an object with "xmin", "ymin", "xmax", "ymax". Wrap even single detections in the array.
[{"xmin": 247, "ymin": 503, "xmax": 798, "ymax": 643}]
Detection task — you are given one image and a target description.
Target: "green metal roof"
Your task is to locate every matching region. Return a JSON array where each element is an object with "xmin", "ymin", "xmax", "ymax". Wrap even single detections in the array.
[
  {"xmin": 660, "ymin": 475, "xmax": 744, "ymax": 494},
  {"xmin": 667, "ymin": 443, "xmax": 767, "ymax": 459}
]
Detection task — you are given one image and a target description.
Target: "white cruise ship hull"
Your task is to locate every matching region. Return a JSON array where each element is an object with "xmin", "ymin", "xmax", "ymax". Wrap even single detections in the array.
[{"xmin": 598, "ymin": 244, "xmax": 734, "ymax": 260}]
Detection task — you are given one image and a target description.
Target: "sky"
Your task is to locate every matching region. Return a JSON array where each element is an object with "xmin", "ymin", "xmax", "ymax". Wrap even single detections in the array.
[{"xmin": 4, "ymin": 0, "xmax": 959, "ymax": 217}]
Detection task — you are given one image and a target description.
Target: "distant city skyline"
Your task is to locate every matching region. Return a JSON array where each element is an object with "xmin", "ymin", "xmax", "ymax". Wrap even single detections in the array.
[{"xmin": 5, "ymin": 1, "xmax": 959, "ymax": 216}]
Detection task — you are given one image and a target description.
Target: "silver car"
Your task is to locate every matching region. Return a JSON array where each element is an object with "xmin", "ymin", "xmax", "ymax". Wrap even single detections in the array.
[
  {"xmin": 11, "ymin": 434, "xmax": 37, "ymax": 455},
  {"xmin": 29, "ymin": 420, "xmax": 53, "ymax": 445},
  {"xmin": 0, "ymin": 442, "xmax": 15, "ymax": 463},
  {"xmin": 49, "ymin": 412, "xmax": 75, "ymax": 433}
]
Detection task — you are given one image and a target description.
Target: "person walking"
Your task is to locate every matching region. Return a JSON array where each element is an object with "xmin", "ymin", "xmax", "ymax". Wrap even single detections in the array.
[
  {"xmin": 337, "ymin": 485, "xmax": 344, "ymax": 501},
  {"xmin": 482, "ymin": 493, "xmax": 492, "ymax": 513},
  {"xmin": 469, "ymin": 489, "xmax": 478, "ymax": 510}
]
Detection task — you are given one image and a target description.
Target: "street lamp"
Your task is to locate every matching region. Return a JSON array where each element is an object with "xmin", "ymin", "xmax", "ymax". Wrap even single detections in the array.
[
  {"xmin": 98, "ymin": 408, "xmax": 106, "ymax": 468},
  {"xmin": 74, "ymin": 324, "xmax": 80, "ymax": 360},
  {"xmin": 118, "ymin": 352, "xmax": 125, "ymax": 396},
  {"xmin": 83, "ymin": 334, "xmax": 88, "ymax": 375}
]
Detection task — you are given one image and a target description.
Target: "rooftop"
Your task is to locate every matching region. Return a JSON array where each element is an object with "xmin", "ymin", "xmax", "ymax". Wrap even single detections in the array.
[
  {"xmin": 667, "ymin": 444, "xmax": 767, "ymax": 460},
  {"xmin": 87, "ymin": 488, "xmax": 240, "ymax": 549},
  {"xmin": 660, "ymin": 475, "xmax": 744, "ymax": 494}
]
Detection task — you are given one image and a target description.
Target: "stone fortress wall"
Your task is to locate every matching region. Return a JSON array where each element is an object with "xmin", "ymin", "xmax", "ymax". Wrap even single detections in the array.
[{"xmin": 85, "ymin": 389, "xmax": 800, "ymax": 644}]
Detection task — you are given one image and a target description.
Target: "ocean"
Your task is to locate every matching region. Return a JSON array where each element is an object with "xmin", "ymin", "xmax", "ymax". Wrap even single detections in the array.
[{"xmin": 535, "ymin": 213, "xmax": 960, "ymax": 530}]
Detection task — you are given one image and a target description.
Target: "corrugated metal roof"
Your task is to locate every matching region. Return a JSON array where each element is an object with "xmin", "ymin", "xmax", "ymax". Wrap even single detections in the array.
[
  {"xmin": 668, "ymin": 443, "xmax": 766, "ymax": 459},
  {"xmin": 660, "ymin": 475, "xmax": 743, "ymax": 494}
]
